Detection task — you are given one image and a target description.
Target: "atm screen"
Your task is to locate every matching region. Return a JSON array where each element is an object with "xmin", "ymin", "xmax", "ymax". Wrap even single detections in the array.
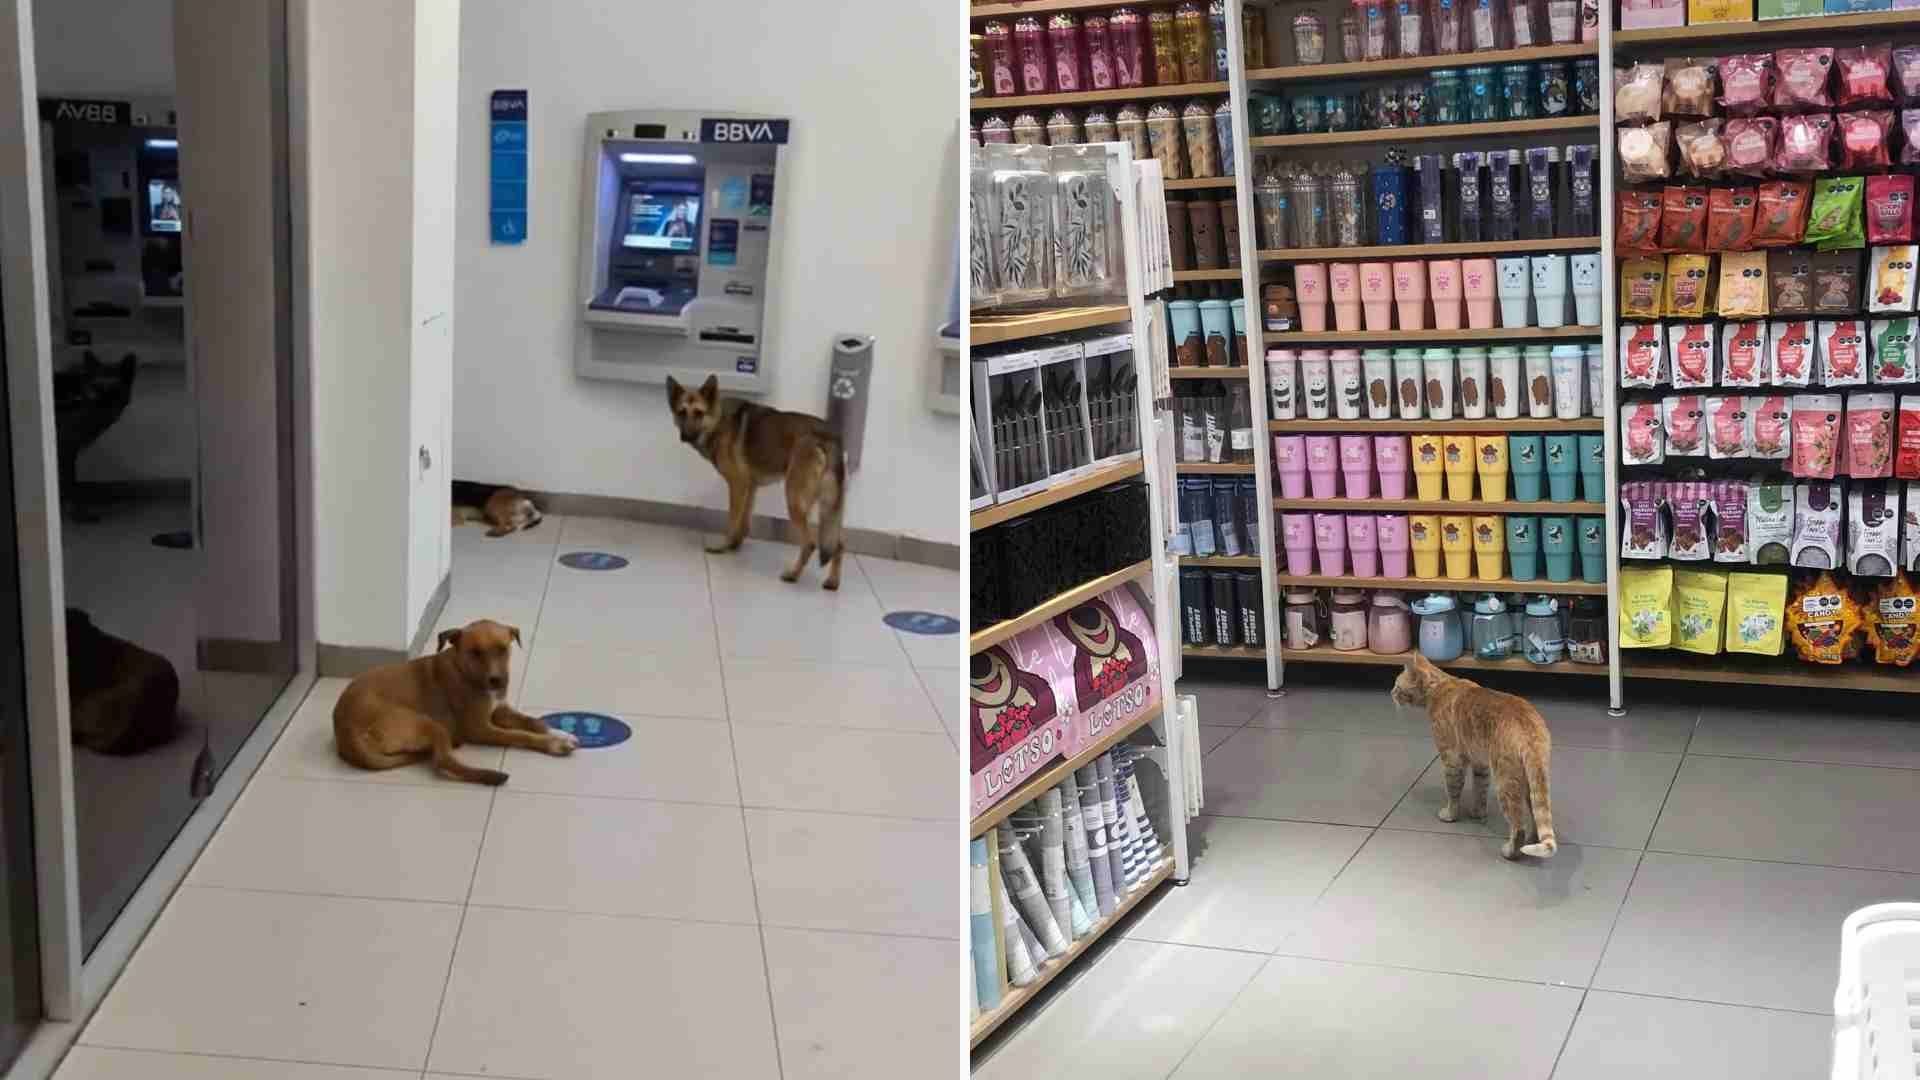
[
  {"xmin": 622, "ymin": 181, "xmax": 700, "ymax": 252},
  {"xmin": 147, "ymin": 180, "xmax": 182, "ymax": 234}
]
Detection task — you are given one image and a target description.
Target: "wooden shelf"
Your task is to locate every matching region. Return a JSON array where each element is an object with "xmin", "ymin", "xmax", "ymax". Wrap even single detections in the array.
[
  {"xmin": 1623, "ymin": 655, "xmax": 1920, "ymax": 693},
  {"xmin": 1249, "ymin": 43, "xmax": 1597, "ymax": 85},
  {"xmin": 1274, "ymin": 497, "xmax": 1603, "ymax": 514},
  {"xmin": 972, "ymin": 701, "xmax": 1165, "ymax": 838},
  {"xmin": 972, "ymin": 304, "xmax": 1130, "ymax": 347},
  {"xmin": 1277, "ymin": 572, "xmax": 1606, "ymax": 595},
  {"xmin": 1283, "ymin": 645, "xmax": 1606, "ymax": 675},
  {"xmin": 970, "ymin": 0, "xmax": 1140, "ymax": 18},
  {"xmin": 1614, "ymin": 10, "xmax": 1920, "ymax": 50},
  {"xmin": 1170, "ymin": 366, "xmax": 1251, "ymax": 380},
  {"xmin": 1173, "ymin": 268, "xmax": 1243, "ymax": 282},
  {"xmin": 1166, "ymin": 176, "xmax": 1240, "ymax": 191},
  {"xmin": 1251, "ymin": 114, "xmax": 1598, "ymax": 150},
  {"xmin": 1185, "ymin": 643, "xmax": 1266, "ymax": 659},
  {"xmin": 1268, "ymin": 326, "xmax": 1600, "ymax": 344},
  {"xmin": 972, "ymin": 457, "xmax": 1146, "ymax": 531},
  {"xmin": 971, "ymin": 560, "xmax": 1153, "ymax": 655},
  {"xmin": 1176, "ymin": 461, "xmax": 1256, "ymax": 474},
  {"xmin": 970, "ymin": 860, "xmax": 1174, "ymax": 1049},
  {"xmin": 971, "ymin": 80, "xmax": 1229, "ymax": 112},
  {"xmin": 1270, "ymin": 417, "xmax": 1604, "ymax": 433},
  {"xmin": 1179, "ymin": 554, "xmax": 1262, "ymax": 567},
  {"xmin": 1258, "ymin": 236, "xmax": 1601, "ymax": 263}
]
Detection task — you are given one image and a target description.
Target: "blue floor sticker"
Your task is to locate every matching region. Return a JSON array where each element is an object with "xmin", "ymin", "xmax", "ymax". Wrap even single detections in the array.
[
  {"xmin": 540, "ymin": 712, "xmax": 632, "ymax": 749},
  {"xmin": 558, "ymin": 551, "xmax": 630, "ymax": 571},
  {"xmin": 884, "ymin": 610, "xmax": 960, "ymax": 635}
]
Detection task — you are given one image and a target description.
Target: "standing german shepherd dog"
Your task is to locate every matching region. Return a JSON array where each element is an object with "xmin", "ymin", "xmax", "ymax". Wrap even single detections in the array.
[{"xmin": 667, "ymin": 375, "xmax": 848, "ymax": 590}]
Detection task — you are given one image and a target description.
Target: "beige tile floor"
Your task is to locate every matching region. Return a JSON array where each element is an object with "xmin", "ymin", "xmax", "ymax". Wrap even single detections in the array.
[{"xmin": 57, "ymin": 516, "xmax": 961, "ymax": 1080}]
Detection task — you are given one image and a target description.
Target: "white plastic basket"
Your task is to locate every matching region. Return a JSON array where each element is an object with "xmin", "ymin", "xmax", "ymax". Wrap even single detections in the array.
[{"xmin": 1831, "ymin": 902, "xmax": 1920, "ymax": 1080}]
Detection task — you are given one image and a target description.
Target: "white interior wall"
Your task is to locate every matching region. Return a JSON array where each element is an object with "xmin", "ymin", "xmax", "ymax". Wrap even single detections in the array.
[
  {"xmin": 31, "ymin": 0, "xmax": 172, "ymax": 98},
  {"xmin": 453, "ymin": 0, "xmax": 958, "ymax": 546},
  {"xmin": 409, "ymin": 0, "xmax": 457, "ymax": 633}
]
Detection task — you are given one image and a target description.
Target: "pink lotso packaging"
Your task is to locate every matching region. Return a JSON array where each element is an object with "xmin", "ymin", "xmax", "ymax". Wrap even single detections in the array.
[
  {"xmin": 1721, "ymin": 321, "xmax": 1769, "ymax": 386},
  {"xmin": 969, "ymin": 582, "xmax": 1161, "ymax": 817},
  {"xmin": 1771, "ymin": 320, "xmax": 1816, "ymax": 387},
  {"xmin": 1622, "ymin": 400, "xmax": 1666, "ymax": 464},
  {"xmin": 1820, "ymin": 320, "xmax": 1869, "ymax": 386},
  {"xmin": 1621, "ymin": 322, "xmax": 1667, "ymax": 387}
]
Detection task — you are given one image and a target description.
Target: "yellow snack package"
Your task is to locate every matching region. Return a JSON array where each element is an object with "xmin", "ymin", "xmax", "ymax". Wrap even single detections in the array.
[
  {"xmin": 1716, "ymin": 251, "xmax": 1768, "ymax": 319},
  {"xmin": 1664, "ymin": 253, "xmax": 1715, "ymax": 317},
  {"xmin": 1672, "ymin": 568, "xmax": 1728, "ymax": 654},
  {"xmin": 1620, "ymin": 257, "xmax": 1666, "ymax": 320},
  {"xmin": 1725, "ymin": 572, "xmax": 1788, "ymax": 656},
  {"xmin": 1867, "ymin": 575, "xmax": 1920, "ymax": 666},
  {"xmin": 1619, "ymin": 565, "xmax": 1674, "ymax": 648},
  {"xmin": 1785, "ymin": 571, "xmax": 1864, "ymax": 665}
]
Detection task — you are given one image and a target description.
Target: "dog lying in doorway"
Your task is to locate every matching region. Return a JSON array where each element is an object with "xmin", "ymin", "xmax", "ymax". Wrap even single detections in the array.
[
  {"xmin": 332, "ymin": 618, "xmax": 574, "ymax": 785},
  {"xmin": 666, "ymin": 374, "xmax": 848, "ymax": 590},
  {"xmin": 450, "ymin": 480, "xmax": 544, "ymax": 537}
]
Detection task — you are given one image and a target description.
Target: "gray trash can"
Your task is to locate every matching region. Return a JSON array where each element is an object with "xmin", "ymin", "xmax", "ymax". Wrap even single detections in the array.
[{"xmin": 828, "ymin": 333, "xmax": 874, "ymax": 473}]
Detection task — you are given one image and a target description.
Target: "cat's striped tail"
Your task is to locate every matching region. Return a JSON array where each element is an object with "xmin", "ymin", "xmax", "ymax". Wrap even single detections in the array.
[{"xmin": 1520, "ymin": 757, "xmax": 1557, "ymax": 858}]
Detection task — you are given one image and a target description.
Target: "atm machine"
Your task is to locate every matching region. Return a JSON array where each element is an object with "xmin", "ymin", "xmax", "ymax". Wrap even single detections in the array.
[{"xmin": 576, "ymin": 109, "xmax": 789, "ymax": 393}]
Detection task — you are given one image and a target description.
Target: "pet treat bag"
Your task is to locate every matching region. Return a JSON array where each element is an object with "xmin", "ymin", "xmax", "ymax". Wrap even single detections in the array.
[
  {"xmin": 1668, "ymin": 480, "xmax": 1713, "ymax": 559},
  {"xmin": 1672, "ymin": 567, "xmax": 1729, "ymax": 654},
  {"xmin": 1770, "ymin": 319, "xmax": 1816, "ymax": 388},
  {"xmin": 1719, "ymin": 53, "xmax": 1774, "ymax": 115},
  {"xmin": 1677, "ymin": 121, "xmax": 1728, "ymax": 180},
  {"xmin": 1668, "ymin": 322, "xmax": 1716, "ymax": 388},
  {"xmin": 1777, "ymin": 115, "xmax": 1837, "ymax": 175},
  {"xmin": 1805, "ymin": 175, "xmax": 1864, "ymax": 249},
  {"xmin": 1621, "ymin": 321, "xmax": 1667, "ymax": 386},
  {"xmin": 1748, "ymin": 480, "xmax": 1795, "ymax": 564},
  {"xmin": 1615, "ymin": 63, "xmax": 1665, "ymax": 123},
  {"xmin": 1666, "ymin": 58, "xmax": 1719, "ymax": 117},
  {"xmin": 1774, "ymin": 48, "xmax": 1836, "ymax": 111},
  {"xmin": 1663, "ymin": 394, "xmax": 1708, "ymax": 457},
  {"xmin": 1867, "ymin": 574, "xmax": 1920, "ymax": 664},
  {"xmin": 1621, "ymin": 479, "xmax": 1669, "ymax": 557},
  {"xmin": 1724, "ymin": 571, "xmax": 1788, "ymax": 655},
  {"xmin": 1813, "ymin": 251, "xmax": 1864, "ymax": 315},
  {"xmin": 1768, "ymin": 249, "xmax": 1813, "ymax": 314},
  {"xmin": 1871, "ymin": 318, "xmax": 1919, "ymax": 384},
  {"xmin": 1791, "ymin": 479, "xmax": 1846, "ymax": 568},
  {"xmin": 1907, "ymin": 482, "xmax": 1920, "ymax": 570},
  {"xmin": 1751, "ymin": 392, "xmax": 1793, "ymax": 460},
  {"xmin": 1717, "ymin": 251, "xmax": 1769, "ymax": 318},
  {"xmin": 1618, "ymin": 564, "xmax": 1674, "ymax": 647},
  {"xmin": 1837, "ymin": 110, "xmax": 1894, "ymax": 170},
  {"xmin": 1622, "ymin": 401, "xmax": 1667, "ymax": 466},
  {"xmin": 1898, "ymin": 396, "xmax": 1920, "ymax": 477},
  {"xmin": 1707, "ymin": 187, "xmax": 1758, "ymax": 251},
  {"xmin": 1665, "ymin": 253, "xmax": 1714, "ymax": 317},
  {"xmin": 1837, "ymin": 45, "xmax": 1895, "ymax": 107},
  {"xmin": 1786, "ymin": 570, "xmax": 1863, "ymax": 664},
  {"xmin": 1620, "ymin": 257, "xmax": 1667, "ymax": 319},
  {"xmin": 1707, "ymin": 394, "xmax": 1750, "ymax": 458},
  {"xmin": 1721, "ymin": 321, "xmax": 1769, "ymax": 386},
  {"xmin": 1660, "ymin": 185, "xmax": 1710, "ymax": 250},
  {"xmin": 1712, "ymin": 479, "xmax": 1750, "ymax": 562},
  {"xmin": 1849, "ymin": 478, "xmax": 1901, "ymax": 576},
  {"xmin": 1819, "ymin": 320, "xmax": 1867, "ymax": 387},
  {"xmin": 1750, "ymin": 180, "xmax": 1811, "ymax": 248},
  {"xmin": 1618, "ymin": 122, "xmax": 1673, "ymax": 184},
  {"xmin": 1843, "ymin": 391, "xmax": 1896, "ymax": 477},
  {"xmin": 1870, "ymin": 245, "xmax": 1920, "ymax": 313},
  {"xmin": 1618, "ymin": 189, "xmax": 1663, "ymax": 252},
  {"xmin": 1790, "ymin": 393, "xmax": 1843, "ymax": 477},
  {"xmin": 1867, "ymin": 174, "xmax": 1917, "ymax": 245},
  {"xmin": 1725, "ymin": 116, "xmax": 1777, "ymax": 178}
]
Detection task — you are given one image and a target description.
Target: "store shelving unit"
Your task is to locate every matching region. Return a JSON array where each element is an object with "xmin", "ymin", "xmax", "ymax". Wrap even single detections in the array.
[
  {"xmin": 1273, "ymin": 497, "xmax": 1604, "ymax": 514},
  {"xmin": 1276, "ymin": 572, "xmax": 1605, "ymax": 595},
  {"xmin": 1270, "ymin": 326, "xmax": 1600, "ymax": 345},
  {"xmin": 1248, "ymin": 41, "xmax": 1594, "ymax": 83},
  {"xmin": 1270, "ymin": 417, "xmax": 1602, "ymax": 433},
  {"xmin": 1259, "ymin": 237, "xmax": 1600, "ymax": 263},
  {"xmin": 971, "ymin": 458, "xmax": 1146, "ymax": 530},
  {"xmin": 1284, "ymin": 645, "xmax": 1606, "ymax": 675},
  {"xmin": 1612, "ymin": 8, "xmax": 1920, "ymax": 48},
  {"xmin": 970, "ymin": 559, "xmax": 1154, "ymax": 654},
  {"xmin": 968, "ymin": 79, "xmax": 1231, "ymax": 112},
  {"xmin": 972, "ymin": 304, "xmax": 1135, "ymax": 347},
  {"xmin": 1251, "ymin": 113, "xmax": 1595, "ymax": 149}
]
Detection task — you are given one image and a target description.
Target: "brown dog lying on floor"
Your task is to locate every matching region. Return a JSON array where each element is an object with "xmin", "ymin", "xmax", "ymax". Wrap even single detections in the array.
[{"xmin": 332, "ymin": 618, "xmax": 575, "ymax": 785}]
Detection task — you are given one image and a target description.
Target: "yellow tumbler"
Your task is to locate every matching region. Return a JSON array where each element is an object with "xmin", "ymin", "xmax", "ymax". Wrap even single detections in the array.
[
  {"xmin": 1409, "ymin": 514, "xmax": 1442, "ymax": 578},
  {"xmin": 1471, "ymin": 515, "xmax": 1505, "ymax": 581},
  {"xmin": 1411, "ymin": 434, "xmax": 1445, "ymax": 500},
  {"xmin": 1475, "ymin": 435, "xmax": 1510, "ymax": 502},
  {"xmin": 1440, "ymin": 515, "xmax": 1473, "ymax": 580},
  {"xmin": 1442, "ymin": 435, "xmax": 1476, "ymax": 502}
]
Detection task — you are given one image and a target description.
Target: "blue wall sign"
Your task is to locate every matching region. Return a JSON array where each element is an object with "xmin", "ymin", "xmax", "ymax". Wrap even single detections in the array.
[
  {"xmin": 558, "ymin": 551, "xmax": 629, "ymax": 571},
  {"xmin": 490, "ymin": 90, "xmax": 528, "ymax": 244},
  {"xmin": 540, "ymin": 712, "xmax": 632, "ymax": 750},
  {"xmin": 884, "ymin": 611, "xmax": 960, "ymax": 635},
  {"xmin": 699, "ymin": 118, "xmax": 789, "ymax": 145}
]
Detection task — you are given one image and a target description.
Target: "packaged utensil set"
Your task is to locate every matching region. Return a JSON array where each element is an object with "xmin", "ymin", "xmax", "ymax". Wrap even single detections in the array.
[
  {"xmin": 972, "ymin": 144, "xmax": 1127, "ymax": 312},
  {"xmin": 973, "ymin": 332, "xmax": 1141, "ymax": 507}
]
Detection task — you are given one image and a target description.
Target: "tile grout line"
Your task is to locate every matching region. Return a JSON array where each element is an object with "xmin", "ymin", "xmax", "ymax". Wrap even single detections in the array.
[
  {"xmin": 1154, "ymin": 949, "xmax": 1273, "ymax": 1080},
  {"xmin": 705, "ymin": 549, "xmax": 789, "ymax": 1080}
]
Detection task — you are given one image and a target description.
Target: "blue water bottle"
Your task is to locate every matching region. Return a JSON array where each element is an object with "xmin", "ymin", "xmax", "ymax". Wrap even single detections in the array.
[{"xmin": 1371, "ymin": 163, "xmax": 1410, "ymax": 246}]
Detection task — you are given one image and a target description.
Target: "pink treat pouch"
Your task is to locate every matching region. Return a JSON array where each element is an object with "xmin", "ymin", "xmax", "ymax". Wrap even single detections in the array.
[
  {"xmin": 1751, "ymin": 393, "xmax": 1793, "ymax": 460},
  {"xmin": 1790, "ymin": 393, "xmax": 1842, "ymax": 478},
  {"xmin": 1708, "ymin": 394, "xmax": 1750, "ymax": 459},
  {"xmin": 1845, "ymin": 392, "xmax": 1897, "ymax": 478}
]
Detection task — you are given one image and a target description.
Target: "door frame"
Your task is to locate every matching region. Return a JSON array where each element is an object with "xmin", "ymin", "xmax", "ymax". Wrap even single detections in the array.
[{"xmin": 0, "ymin": 0, "xmax": 318, "ymax": 1069}]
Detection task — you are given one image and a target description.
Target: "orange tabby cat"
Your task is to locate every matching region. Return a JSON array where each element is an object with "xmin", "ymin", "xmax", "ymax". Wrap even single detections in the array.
[{"xmin": 1391, "ymin": 655, "xmax": 1557, "ymax": 860}]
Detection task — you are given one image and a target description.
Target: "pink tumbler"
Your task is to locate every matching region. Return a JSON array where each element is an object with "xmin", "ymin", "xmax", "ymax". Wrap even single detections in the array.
[
  {"xmin": 1305, "ymin": 435, "xmax": 1339, "ymax": 498},
  {"xmin": 1108, "ymin": 7, "xmax": 1147, "ymax": 88},
  {"xmin": 1084, "ymin": 14, "xmax": 1115, "ymax": 89},
  {"xmin": 1346, "ymin": 515, "xmax": 1379, "ymax": 577},
  {"xmin": 1392, "ymin": 261, "xmax": 1429, "ymax": 330},
  {"xmin": 982, "ymin": 21, "xmax": 1019, "ymax": 96},
  {"xmin": 1339, "ymin": 435, "xmax": 1374, "ymax": 499},
  {"xmin": 1048, "ymin": 13, "xmax": 1087, "ymax": 92},
  {"xmin": 1373, "ymin": 434, "xmax": 1410, "ymax": 498},
  {"xmin": 1274, "ymin": 435, "xmax": 1307, "ymax": 497},
  {"xmin": 1462, "ymin": 258, "xmax": 1497, "ymax": 329},
  {"xmin": 1358, "ymin": 262, "xmax": 1393, "ymax": 332},
  {"xmin": 1428, "ymin": 259, "xmax": 1463, "ymax": 330},
  {"xmin": 1294, "ymin": 263, "xmax": 1329, "ymax": 332},
  {"xmin": 1313, "ymin": 512, "xmax": 1348, "ymax": 576},
  {"xmin": 1376, "ymin": 514, "xmax": 1411, "ymax": 577},
  {"xmin": 1013, "ymin": 15, "xmax": 1051, "ymax": 94},
  {"xmin": 1281, "ymin": 512, "xmax": 1315, "ymax": 574},
  {"xmin": 1330, "ymin": 263, "xmax": 1363, "ymax": 332}
]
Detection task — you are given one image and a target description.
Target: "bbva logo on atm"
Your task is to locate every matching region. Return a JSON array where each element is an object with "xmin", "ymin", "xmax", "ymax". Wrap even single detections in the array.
[{"xmin": 699, "ymin": 118, "xmax": 789, "ymax": 145}]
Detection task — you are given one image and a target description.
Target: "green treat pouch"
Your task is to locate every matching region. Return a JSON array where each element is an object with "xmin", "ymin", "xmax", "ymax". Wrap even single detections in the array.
[
  {"xmin": 1807, "ymin": 176, "xmax": 1865, "ymax": 252},
  {"xmin": 1673, "ymin": 568, "xmax": 1729, "ymax": 654},
  {"xmin": 1619, "ymin": 565, "xmax": 1675, "ymax": 648}
]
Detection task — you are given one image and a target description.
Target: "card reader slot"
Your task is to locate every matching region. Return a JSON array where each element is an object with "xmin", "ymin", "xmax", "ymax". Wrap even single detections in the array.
[{"xmin": 697, "ymin": 328, "xmax": 756, "ymax": 345}]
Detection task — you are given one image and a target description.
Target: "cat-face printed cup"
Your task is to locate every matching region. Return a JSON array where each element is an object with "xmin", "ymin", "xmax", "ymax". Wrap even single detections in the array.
[
  {"xmin": 1462, "ymin": 258, "xmax": 1498, "ymax": 329},
  {"xmin": 1374, "ymin": 434, "xmax": 1410, "ymax": 498},
  {"xmin": 1305, "ymin": 434, "xmax": 1339, "ymax": 498},
  {"xmin": 1295, "ymin": 263, "xmax": 1329, "ymax": 331},
  {"xmin": 1376, "ymin": 514, "xmax": 1411, "ymax": 577},
  {"xmin": 1496, "ymin": 257, "xmax": 1533, "ymax": 327},
  {"xmin": 1339, "ymin": 434, "xmax": 1375, "ymax": 498},
  {"xmin": 1274, "ymin": 434, "xmax": 1307, "ymax": 497},
  {"xmin": 1346, "ymin": 514, "xmax": 1379, "ymax": 577},
  {"xmin": 1280, "ymin": 511, "xmax": 1315, "ymax": 573},
  {"xmin": 1530, "ymin": 254, "xmax": 1569, "ymax": 329},
  {"xmin": 1313, "ymin": 512, "xmax": 1348, "ymax": 575}
]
